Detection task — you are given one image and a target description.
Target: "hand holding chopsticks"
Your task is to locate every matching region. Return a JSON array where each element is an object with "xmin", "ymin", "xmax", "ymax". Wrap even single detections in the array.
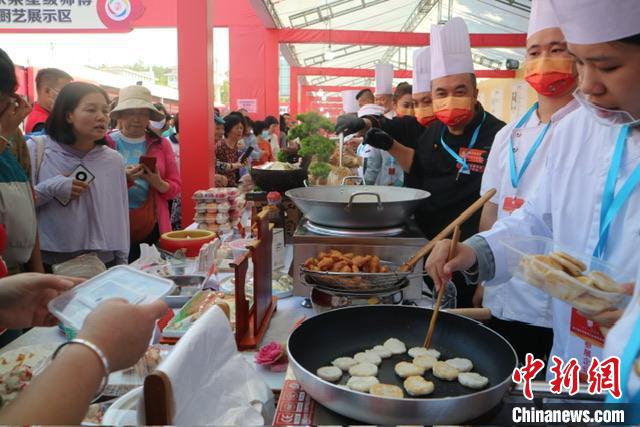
[{"xmin": 424, "ymin": 226, "xmax": 461, "ymax": 349}]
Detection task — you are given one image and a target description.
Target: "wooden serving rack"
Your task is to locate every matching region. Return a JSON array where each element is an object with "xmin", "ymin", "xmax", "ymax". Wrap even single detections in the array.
[{"xmin": 232, "ymin": 207, "xmax": 277, "ymax": 350}]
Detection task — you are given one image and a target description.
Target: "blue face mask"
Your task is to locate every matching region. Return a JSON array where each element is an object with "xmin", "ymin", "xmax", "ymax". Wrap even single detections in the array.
[{"xmin": 261, "ymin": 131, "xmax": 270, "ymax": 139}]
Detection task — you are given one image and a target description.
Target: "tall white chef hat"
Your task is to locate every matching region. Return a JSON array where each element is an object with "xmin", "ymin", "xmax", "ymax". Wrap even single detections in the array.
[
  {"xmin": 550, "ymin": 0, "xmax": 640, "ymax": 44},
  {"xmin": 430, "ymin": 17, "xmax": 474, "ymax": 81},
  {"xmin": 341, "ymin": 90, "xmax": 360, "ymax": 114},
  {"xmin": 527, "ymin": 0, "xmax": 560, "ymax": 39},
  {"xmin": 412, "ymin": 47, "xmax": 431, "ymax": 94},
  {"xmin": 375, "ymin": 63, "xmax": 394, "ymax": 95}
]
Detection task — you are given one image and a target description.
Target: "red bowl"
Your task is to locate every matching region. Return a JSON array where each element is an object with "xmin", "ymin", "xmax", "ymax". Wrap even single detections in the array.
[{"xmin": 159, "ymin": 230, "xmax": 216, "ymax": 257}]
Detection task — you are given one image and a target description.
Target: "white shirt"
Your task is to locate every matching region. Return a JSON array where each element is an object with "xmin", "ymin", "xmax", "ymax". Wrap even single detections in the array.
[
  {"xmin": 604, "ymin": 279, "xmax": 640, "ymax": 401},
  {"xmin": 480, "ymin": 106, "xmax": 640, "ymax": 375},
  {"xmin": 481, "ymin": 100, "xmax": 579, "ymax": 327}
]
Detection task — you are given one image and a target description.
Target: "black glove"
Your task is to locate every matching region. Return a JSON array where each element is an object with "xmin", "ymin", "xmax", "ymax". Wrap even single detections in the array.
[
  {"xmin": 335, "ymin": 114, "xmax": 366, "ymax": 136},
  {"xmin": 364, "ymin": 128, "xmax": 394, "ymax": 151}
]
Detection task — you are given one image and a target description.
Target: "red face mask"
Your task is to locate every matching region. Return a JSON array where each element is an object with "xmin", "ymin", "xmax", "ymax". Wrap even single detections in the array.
[
  {"xmin": 396, "ymin": 108, "xmax": 414, "ymax": 118},
  {"xmin": 414, "ymin": 106, "xmax": 436, "ymax": 126},
  {"xmin": 525, "ymin": 57, "xmax": 576, "ymax": 97},
  {"xmin": 433, "ymin": 96, "xmax": 475, "ymax": 127}
]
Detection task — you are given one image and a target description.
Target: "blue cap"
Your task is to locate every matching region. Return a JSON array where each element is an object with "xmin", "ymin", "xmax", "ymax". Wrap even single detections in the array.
[{"xmin": 215, "ymin": 115, "xmax": 225, "ymax": 125}]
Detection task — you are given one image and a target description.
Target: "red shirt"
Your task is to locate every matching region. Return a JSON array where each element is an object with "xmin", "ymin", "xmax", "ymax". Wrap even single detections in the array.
[{"xmin": 25, "ymin": 103, "xmax": 50, "ymax": 134}]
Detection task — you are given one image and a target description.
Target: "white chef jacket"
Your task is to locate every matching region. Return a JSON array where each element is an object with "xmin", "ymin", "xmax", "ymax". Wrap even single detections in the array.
[
  {"xmin": 480, "ymin": 106, "xmax": 640, "ymax": 376},
  {"xmin": 603, "ymin": 278, "xmax": 640, "ymax": 402},
  {"xmin": 384, "ymin": 110, "xmax": 397, "ymax": 120},
  {"xmin": 481, "ymin": 100, "xmax": 579, "ymax": 328}
]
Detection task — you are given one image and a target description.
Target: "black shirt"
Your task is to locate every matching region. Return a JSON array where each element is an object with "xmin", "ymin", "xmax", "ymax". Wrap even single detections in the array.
[{"xmin": 383, "ymin": 103, "xmax": 505, "ymax": 240}]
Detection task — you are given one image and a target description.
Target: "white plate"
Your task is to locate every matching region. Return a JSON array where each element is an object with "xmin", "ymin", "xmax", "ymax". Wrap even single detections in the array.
[{"xmin": 102, "ymin": 386, "xmax": 142, "ymax": 425}]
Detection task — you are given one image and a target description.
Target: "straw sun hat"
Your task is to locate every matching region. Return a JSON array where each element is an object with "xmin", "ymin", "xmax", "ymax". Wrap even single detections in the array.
[{"xmin": 110, "ymin": 85, "xmax": 165, "ymax": 121}]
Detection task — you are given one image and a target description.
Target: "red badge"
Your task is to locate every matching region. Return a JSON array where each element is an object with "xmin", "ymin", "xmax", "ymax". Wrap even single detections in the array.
[
  {"xmin": 570, "ymin": 308, "xmax": 606, "ymax": 347},
  {"xmin": 503, "ymin": 196, "xmax": 525, "ymax": 214},
  {"xmin": 458, "ymin": 148, "xmax": 489, "ymax": 173}
]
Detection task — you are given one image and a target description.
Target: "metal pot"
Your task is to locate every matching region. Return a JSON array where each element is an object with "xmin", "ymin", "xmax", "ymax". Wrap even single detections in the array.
[
  {"xmin": 285, "ymin": 185, "xmax": 430, "ymax": 229},
  {"xmin": 287, "ymin": 305, "xmax": 517, "ymax": 425}
]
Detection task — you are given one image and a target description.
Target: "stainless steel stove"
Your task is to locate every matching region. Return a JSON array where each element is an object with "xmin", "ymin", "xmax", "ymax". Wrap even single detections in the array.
[{"xmin": 292, "ymin": 219, "xmax": 427, "ymax": 301}]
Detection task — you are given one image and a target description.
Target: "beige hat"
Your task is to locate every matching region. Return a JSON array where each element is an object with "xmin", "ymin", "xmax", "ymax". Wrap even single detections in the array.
[{"xmin": 110, "ymin": 85, "xmax": 164, "ymax": 121}]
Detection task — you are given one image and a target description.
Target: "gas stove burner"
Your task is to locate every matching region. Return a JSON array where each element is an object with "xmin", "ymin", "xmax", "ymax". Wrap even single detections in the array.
[{"xmin": 304, "ymin": 221, "xmax": 405, "ymax": 237}]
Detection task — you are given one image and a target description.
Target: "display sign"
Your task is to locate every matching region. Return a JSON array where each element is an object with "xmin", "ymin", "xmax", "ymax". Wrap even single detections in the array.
[
  {"xmin": 236, "ymin": 98, "xmax": 257, "ymax": 113},
  {"xmin": 0, "ymin": 0, "xmax": 145, "ymax": 32}
]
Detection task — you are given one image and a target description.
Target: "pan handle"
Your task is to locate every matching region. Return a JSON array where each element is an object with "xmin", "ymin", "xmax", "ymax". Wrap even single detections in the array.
[
  {"xmin": 341, "ymin": 176, "xmax": 364, "ymax": 186},
  {"xmin": 445, "ymin": 308, "xmax": 492, "ymax": 322},
  {"xmin": 346, "ymin": 192, "xmax": 383, "ymax": 211}
]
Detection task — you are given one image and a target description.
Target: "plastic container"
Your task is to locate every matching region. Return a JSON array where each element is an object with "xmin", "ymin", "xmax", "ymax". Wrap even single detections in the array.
[
  {"xmin": 48, "ymin": 266, "xmax": 175, "ymax": 330},
  {"xmin": 502, "ymin": 236, "xmax": 634, "ymax": 314},
  {"xmin": 195, "ymin": 203, "xmax": 208, "ymax": 214}
]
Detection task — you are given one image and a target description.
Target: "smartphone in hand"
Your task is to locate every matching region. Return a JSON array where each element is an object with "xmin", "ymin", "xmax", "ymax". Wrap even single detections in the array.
[
  {"xmin": 239, "ymin": 146, "xmax": 254, "ymax": 164},
  {"xmin": 139, "ymin": 155, "xmax": 157, "ymax": 172}
]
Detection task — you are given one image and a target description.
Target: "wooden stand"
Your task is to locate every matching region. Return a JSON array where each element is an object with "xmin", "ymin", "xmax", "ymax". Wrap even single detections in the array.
[
  {"xmin": 232, "ymin": 207, "xmax": 277, "ymax": 350},
  {"xmin": 248, "ymin": 192, "xmax": 302, "ymax": 243}
]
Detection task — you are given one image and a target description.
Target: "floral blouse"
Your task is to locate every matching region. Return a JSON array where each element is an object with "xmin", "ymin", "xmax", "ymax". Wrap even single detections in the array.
[{"xmin": 216, "ymin": 140, "xmax": 240, "ymax": 187}]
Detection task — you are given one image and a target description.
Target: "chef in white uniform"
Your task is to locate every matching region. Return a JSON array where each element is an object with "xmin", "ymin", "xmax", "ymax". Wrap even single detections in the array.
[
  {"xmin": 375, "ymin": 63, "xmax": 396, "ymax": 119},
  {"xmin": 426, "ymin": 0, "xmax": 640, "ymax": 382},
  {"xmin": 477, "ymin": 0, "xmax": 580, "ymax": 363},
  {"xmin": 411, "ymin": 47, "xmax": 437, "ymax": 128}
]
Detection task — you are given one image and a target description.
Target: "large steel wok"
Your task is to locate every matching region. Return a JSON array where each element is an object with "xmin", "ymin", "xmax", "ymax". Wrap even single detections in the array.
[
  {"xmin": 287, "ymin": 305, "xmax": 517, "ymax": 425},
  {"xmin": 285, "ymin": 185, "xmax": 430, "ymax": 229}
]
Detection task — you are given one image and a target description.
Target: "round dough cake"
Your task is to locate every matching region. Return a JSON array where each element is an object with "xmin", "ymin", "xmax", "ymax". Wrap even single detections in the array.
[
  {"xmin": 316, "ymin": 366, "xmax": 342, "ymax": 382},
  {"xmin": 370, "ymin": 345, "xmax": 392, "ymax": 359},
  {"xmin": 445, "ymin": 358, "xmax": 473, "ymax": 373},
  {"xmin": 383, "ymin": 338, "xmax": 407, "ymax": 355},
  {"xmin": 349, "ymin": 362, "xmax": 378, "ymax": 377},
  {"xmin": 354, "ymin": 351, "xmax": 382, "ymax": 366},
  {"xmin": 433, "ymin": 361, "xmax": 459, "ymax": 381},
  {"xmin": 394, "ymin": 361, "xmax": 425, "ymax": 378},
  {"xmin": 370, "ymin": 383, "xmax": 404, "ymax": 398},
  {"xmin": 347, "ymin": 376, "xmax": 379, "ymax": 393},
  {"xmin": 413, "ymin": 355, "xmax": 438, "ymax": 371},
  {"xmin": 332, "ymin": 357, "xmax": 357, "ymax": 371},
  {"xmin": 404, "ymin": 376, "xmax": 435, "ymax": 396},
  {"xmin": 458, "ymin": 372, "xmax": 489, "ymax": 389}
]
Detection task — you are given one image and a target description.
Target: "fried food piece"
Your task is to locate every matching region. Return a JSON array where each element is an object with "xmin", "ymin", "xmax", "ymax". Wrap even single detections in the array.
[
  {"xmin": 347, "ymin": 376, "xmax": 379, "ymax": 393},
  {"xmin": 550, "ymin": 252, "xmax": 585, "ymax": 277},
  {"xmin": 394, "ymin": 361, "xmax": 425, "ymax": 378},
  {"xmin": 589, "ymin": 271, "xmax": 622, "ymax": 293},
  {"xmin": 544, "ymin": 269, "xmax": 586, "ymax": 300},
  {"xmin": 383, "ymin": 338, "xmax": 407, "ymax": 355},
  {"xmin": 352, "ymin": 255, "xmax": 372, "ymax": 268},
  {"xmin": 332, "ymin": 261, "xmax": 347, "ymax": 272},
  {"xmin": 380, "ymin": 265, "xmax": 390, "ymax": 273},
  {"xmin": 354, "ymin": 351, "xmax": 382, "ymax": 366},
  {"xmin": 349, "ymin": 362, "xmax": 378, "ymax": 377},
  {"xmin": 408, "ymin": 347, "xmax": 430, "ymax": 358},
  {"xmin": 304, "ymin": 257, "xmax": 316, "ymax": 268},
  {"xmin": 531, "ymin": 255, "xmax": 564, "ymax": 272},
  {"xmin": 317, "ymin": 366, "xmax": 342, "ymax": 382},
  {"xmin": 445, "ymin": 358, "xmax": 473, "ymax": 373},
  {"xmin": 413, "ymin": 355, "xmax": 438, "ymax": 371},
  {"xmin": 370, "ymin": 345, "xmax": 392, "ymax": 359},
  {"xmin": 572, "ymin": 294, "xmax": 611, "ymax": 314},
  {"xmin": 369, "ymin": 256, "xmax": 381, "ymax": 273},
  {"xmin": 332, "ymin": 357, "xmax": 357, "ymax": 371},
  {"xmin": 343, "ymin": 252, "xmax": 354, "ymax": 259},
  {"xmin": 370, "ymin": 383, "xmax": 404, "ymax": 398},
  {"xmin": 433, "ymin": 361, "xmax": 459, "ymax": 381},
  {"xmin": 317, "ymin": 257, "xmax": 334, "ymax": 271},
  {"xmin": 404, "ymin": 376, "xmax": 435, "ymax": 396},
  {"xmin": 340, "ymin": 265, "xmax": 352, "ymax": 273},
  {"xmin": 351, "ymin": 264, "xmax": 360, "ymax": 273},
  {"xmin": 458, "ymin": 372, "xmax": 489, "ymax": 389}
]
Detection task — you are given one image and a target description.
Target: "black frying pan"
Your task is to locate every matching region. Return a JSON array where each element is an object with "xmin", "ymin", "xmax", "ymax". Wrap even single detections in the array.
[{"xmin": 287, "ymin": 305, "xmax": 518, "ymax": 425}]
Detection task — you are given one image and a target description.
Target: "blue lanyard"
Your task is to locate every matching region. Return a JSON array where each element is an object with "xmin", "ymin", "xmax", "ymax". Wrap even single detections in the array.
[
  {"xmin": 440, "ymin": 112, "xmax": 486, "ymax": 174},
  {"xmin": 593, "ymin": 125, "xmax": 640, "ymax": 258},
  {"xmin": 508, "ymin": 103, "xmax": 551, "ymax": 190},
  {"xmin": 607, "ymin": 309, "xmax": 640, "ymax": 403}
]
